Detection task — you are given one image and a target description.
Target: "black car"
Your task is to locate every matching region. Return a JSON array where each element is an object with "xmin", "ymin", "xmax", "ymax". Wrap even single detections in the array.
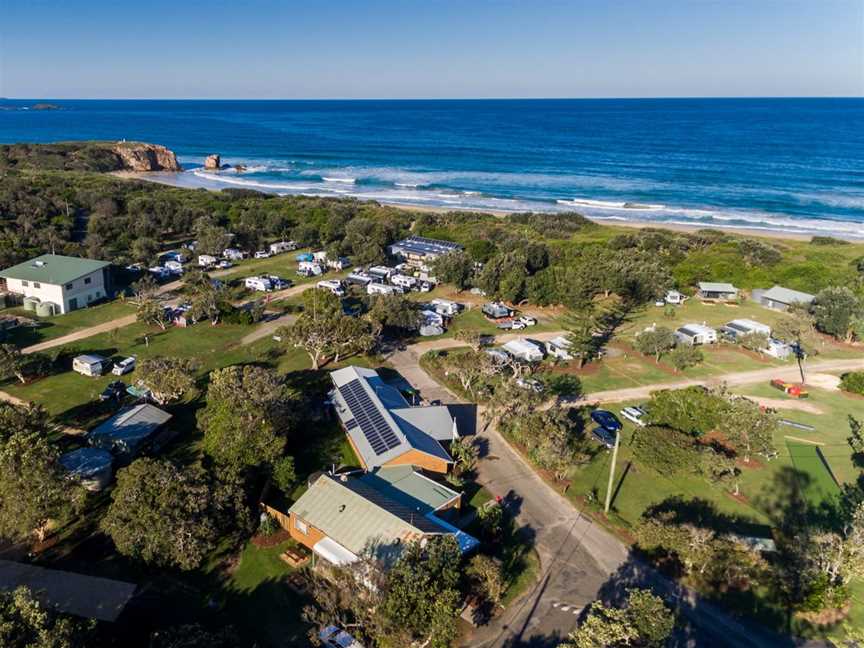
[
  {"xmin": 99, "ymin": 381, "xmax": 127, "ymax": 402},
  {"xmin": 590, "ymin": 409, "xmax": 622, "ymax": 432}
]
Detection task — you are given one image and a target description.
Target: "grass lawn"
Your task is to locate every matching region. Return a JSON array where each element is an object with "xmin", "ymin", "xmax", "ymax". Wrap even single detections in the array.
[
  {"xmin": 1, "ymin": 320, "xmax": 293, "ymax": 417},
  {"xmin": 2, "ymin": 299, "xmax": 135, "ymax": 347},
  {"xmin": 785, "ymin": 440, "xmax": 841, "ymax": 508},
  {"xmin": 222, "ymin": 539, "xmax": 311, "ymax": 647}
]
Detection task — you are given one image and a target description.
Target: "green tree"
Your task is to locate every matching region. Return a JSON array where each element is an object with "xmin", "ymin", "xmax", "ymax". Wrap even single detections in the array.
[
  {"xmin": 130, "ymin": 273, "xmax": 159, "ymax": 300},
  {"xmin": 0, "ymin": 586, "xmax": 92, "ymax": 648},
  {"xmin": 0, "ymin": 401, "xmax": 50, "ymax": 443},
  {"xmin": 193, "ymin": 218, "xmax": 232, "ymax": 256},
  {"xmin": 365, "ymin": 294, "xmax": 420, "ymax": 337},
  {"xmin": 377, "ymin": 536, "xmax": 462, "ymax": 648},
  {"xmin": 811, "ymin": 286, "xmax": 862, "ymax": 342},
  {"xmin": 0, "ymin": 344, "xmax": 29, "ymax": 384},
  {"xmin": 101, "ymin": 458, "xmax": 242, "ymax": 570},
  {"xmin": 466, "ymin": 554, "xmax": 505, "ymax": 605},
  {"xmin": 634, "ymin": 326, "xmax": 676, "ymax": 363},
  {"xmin": 0, "ymin": 426, "xmax": 79, "ymax": 543},
  {"xmin": 718, "ymin": 396, "xmax": 777, "ymax": 463},
  {"xmin": 774, "ymin": 307, "xmax": 819, "ymax": 383},
  {"xmin": 198, "ymin": 365, "xmax": 297, "ymax": 471},
  {"xmin": 450, "ymin": 436, "xmax": 478, "ymax": 478},
  {"xmin": 563, "ymin": 307, "xmax": 602, "ymax": 368},
  {"xmin": 701, "ymin": 448, "xmax": 742, "ymax": 495},
  {"xmin": 559, "ymin": 588, "xmax": 675, "ymax": 648},
  {"xmin": 432, "ymin": 250, "xmax": 474, "ymax": 290},
  {"xmin": 478, "ymin": 251, "xmax": 528, "ymax": 302},
  {"xmin": 667, "ymin": 345, "xmax": 704, "ymax": 372},
  {"xmin": 130, "ymin": 236, "xmax": 161, "ymax": 264},
  {"xmin": 137, "ymin": 356, "xmax": 200, "ymax": 405},
  {"xmin": 739, "ymin": 331, "xmax": 770, "ymax": 354},
  {"xmin": 272, "ymin": 456, "xmax": 296, "ymax": 494},
  {"xmin": 645, "ymin": 386, "xmax": 727, "ymax": 436},
  {"xmin": 137, "ymin": 297, "xmax": 172, "ymax": 331},
  {"xmin": 281, "ymin": 289, "xmax": 344, "ymax": 370}
]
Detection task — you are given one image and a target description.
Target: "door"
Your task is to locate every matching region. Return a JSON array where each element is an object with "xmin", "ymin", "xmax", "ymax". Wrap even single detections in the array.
[{"xmin": 68, "ymin": 297, "xmax": 78, "ymax": 311}]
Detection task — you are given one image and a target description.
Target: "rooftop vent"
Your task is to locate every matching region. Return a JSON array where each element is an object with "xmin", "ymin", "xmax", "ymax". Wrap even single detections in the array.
[{"xmin": 33, "ymin": 261, "xmax": 46, "ymax": 267}]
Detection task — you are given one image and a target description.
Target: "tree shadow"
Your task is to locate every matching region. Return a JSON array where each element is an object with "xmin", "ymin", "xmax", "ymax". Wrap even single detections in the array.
[{"xmin": 643, "ymin": 496, "xmax": 772, "ymax": 539}]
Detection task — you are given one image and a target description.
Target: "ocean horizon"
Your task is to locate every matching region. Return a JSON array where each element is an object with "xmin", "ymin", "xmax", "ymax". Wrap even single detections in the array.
[{"xmin": 2, "ymin": 97, "xmax": 863, "ymax": 238}]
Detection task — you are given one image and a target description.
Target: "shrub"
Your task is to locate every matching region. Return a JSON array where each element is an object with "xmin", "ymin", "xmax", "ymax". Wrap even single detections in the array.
[
  {"xmin": 633, "ymin": 425, "xmax": 702, "ymax": 475},
  {"xmin": 841, "ymin": 371, "xmax": 864, "ymax": 395}
]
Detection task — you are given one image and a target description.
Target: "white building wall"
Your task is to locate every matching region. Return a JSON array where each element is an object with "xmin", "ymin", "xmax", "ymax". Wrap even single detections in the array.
[{"xmin": 5, "ymin": 269, "xmax": 106, "ymax": 315}]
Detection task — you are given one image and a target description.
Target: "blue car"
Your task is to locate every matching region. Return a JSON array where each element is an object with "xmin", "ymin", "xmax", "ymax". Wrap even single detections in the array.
[{"xmin": 590, "ymin": 409, "xmax": 622, "ymax": 432}]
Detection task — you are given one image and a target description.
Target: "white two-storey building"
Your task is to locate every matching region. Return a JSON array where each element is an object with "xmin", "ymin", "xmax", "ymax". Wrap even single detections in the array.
[{"xmin": 0, "ymin": 254, "xmax": 112, "ymax": 315}]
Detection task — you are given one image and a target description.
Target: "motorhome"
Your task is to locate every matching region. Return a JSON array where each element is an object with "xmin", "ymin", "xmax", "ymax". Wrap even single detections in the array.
[{"xmin": 318, "ymin": 279, "xmax": 345, "ymax": 297}]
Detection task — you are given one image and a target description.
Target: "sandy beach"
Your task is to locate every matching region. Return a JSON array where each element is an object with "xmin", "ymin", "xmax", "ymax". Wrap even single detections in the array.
[{"xmin": 112, "ymin": 170, "xmax": 824, "ymax": 243}]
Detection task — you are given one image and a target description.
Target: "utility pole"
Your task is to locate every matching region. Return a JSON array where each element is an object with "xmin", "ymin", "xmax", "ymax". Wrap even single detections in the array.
[{"xmin": 604, "ymin": 430, "xmax": 621, "ymax": 515}]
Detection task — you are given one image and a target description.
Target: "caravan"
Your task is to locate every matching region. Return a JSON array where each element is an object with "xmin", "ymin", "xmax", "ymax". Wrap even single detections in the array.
[
  {"xmin": 318, "ymin": 279, "xmax": 345, "ymax": 297},
  {"xmin": 245, "ymin": 276, "xmax": 273, "ymax": 292},
  {"xmin": 390, "ymin": 274, "xmax": 418, "ymax": 290},
  {"xmin": 367, "ymin": 283, "xmax": 401, "ymax": 296}
]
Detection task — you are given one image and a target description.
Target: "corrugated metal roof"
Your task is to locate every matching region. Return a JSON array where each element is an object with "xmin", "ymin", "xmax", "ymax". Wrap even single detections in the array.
[
  {"xmin": 0, "ymin": 254, "xmax": 109, "ymax": 285},
  {"xmin": 390, "ymin": 406, "xmax": 455, "ymax": 442},
  {"xmin": 359, "ymin": 466, "xmax": 459, "ymax": 514},
  {"xmin": 290, "ymin": 474, "xmax": 443, "ymax": 563},
  {"xmin": 389, "ymin": 236, "xmax": 462, "ymax": 257},
  {"xmin": 330, "ymin": 366, "xmax": 452, "ymax": 469},
  {"xmin": 88, "ymin": 404, "xmax": 172, "ymax": 454},
  {"xmin": 698, "ymin": 282, "xmax": 738, "ymax": 293},
  {"xmin": 760, "ymin": 285, "xmax": 814, "ymax": 305}
]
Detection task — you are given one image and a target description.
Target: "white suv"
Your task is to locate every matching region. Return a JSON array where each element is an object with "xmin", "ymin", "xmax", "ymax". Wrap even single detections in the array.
[{"xmin": 620, "ymin": 406, "xmax": 648, "ymax": 427}]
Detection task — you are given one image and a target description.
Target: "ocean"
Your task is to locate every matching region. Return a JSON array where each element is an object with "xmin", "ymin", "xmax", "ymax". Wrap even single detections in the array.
[{"xmin": 1, "ymin": 98, "xmax": 863, "ymax": 238}]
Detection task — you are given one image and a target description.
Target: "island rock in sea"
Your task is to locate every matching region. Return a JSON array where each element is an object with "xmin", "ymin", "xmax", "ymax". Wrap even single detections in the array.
[
  {"xmin": 113, "ymin": 142, "xmax": 181, "ymax": 172},
  {"xmin": 204, "ymin": 154, "xmax": 221, "ymax": 170}
]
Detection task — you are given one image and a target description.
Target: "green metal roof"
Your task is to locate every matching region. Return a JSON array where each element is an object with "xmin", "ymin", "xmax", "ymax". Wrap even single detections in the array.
[
  {"xmin": 698, "ymin": 281, "xmax": 738, "ymax": 293},
  {"xmin": 0, "ymin": 254, "xmax": 109, "ymax": 285},
  {"xmin": 358, "ymin": 466, "xmax": 460, "ymax": 514},
  {"xmin": 289, "ymin": 474, "xmax": 442, "ymax": 563}
]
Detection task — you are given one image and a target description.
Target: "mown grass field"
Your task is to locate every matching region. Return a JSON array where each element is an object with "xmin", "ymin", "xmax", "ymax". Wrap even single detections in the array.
[{"xmin": 2, "ymin": 299, "xmax": 136, "ymax": 347}]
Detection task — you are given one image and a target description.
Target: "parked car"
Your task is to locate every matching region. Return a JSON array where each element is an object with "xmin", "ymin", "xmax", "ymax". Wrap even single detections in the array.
[
  {"xmin": 620, "ymin": 406, "xmax": 647, "ymax": 427},
  {"xmin": 99, "ymin": 381, "xmax": 127, "ymax": 402},
  {"xmin": 517, "ymin": 315, "xmax": 537, "ymax": 327},
  {"xmin": 591, "ymin": 427, "xmax": 617, "ymax": 449},
  {"xmin": 216, "ymin": 260, "xmax": 233, "ymax": 269},
  {"xmin": 112, "ymin": 356, "xmax": 136, "ymax": 376},
  {"xmin": 319, "ymin": 625, "xmax": 364, "ymax": 648},
  {"xmin": 515, "ymin": 377, "xmax": 545, "ymax": 393},
  {"xmin": 590, "ymin": 409, "xmax": 622, "ymax": 432},
  {"xmin": 254, "ymin": 250, "xmax": 271, "ymax": 259}
]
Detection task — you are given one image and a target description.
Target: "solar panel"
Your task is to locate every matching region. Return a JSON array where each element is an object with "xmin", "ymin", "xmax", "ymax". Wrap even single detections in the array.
[{"xmin": 339, "ymin": 379, "xmax": 402, "ymax": 456}]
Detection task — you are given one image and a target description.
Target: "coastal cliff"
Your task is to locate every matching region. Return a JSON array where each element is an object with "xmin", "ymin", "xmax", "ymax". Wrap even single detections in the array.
[
  {"xmin": 0, "ymin": 141, "xmax": 181, "ymax": 173},
  {"xmin": 113, "ymin": 142, "xmax": 181, "ymax": 172}
]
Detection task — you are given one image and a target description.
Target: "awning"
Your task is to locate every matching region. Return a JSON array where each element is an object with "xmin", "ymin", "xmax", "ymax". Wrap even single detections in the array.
[
  {"xmin": 425, "ymin": 514, "xmax": 480, "ymax": 554},
  {"xmin": 313, "ymin": 537, "xmax": 358, "ymax": 566}
]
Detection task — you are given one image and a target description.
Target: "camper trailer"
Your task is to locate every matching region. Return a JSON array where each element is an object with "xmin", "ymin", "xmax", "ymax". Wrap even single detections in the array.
[
  {"xmin": 675, "ymin": 324, "xmax": 718, "ymax": 346},
  {"xmin": 482, "ymin": 302, "xmax": 512, "ymax": 319},
  {"xmin": 367, "ymin": 283, "xmax": 401, "ymax": 296},
  {"xmin": 73, "ymin": 354, "xmax": 111, "ymax": 377},
  {"xmin": 223, "ymin": 248, "xmax": 244, "ymax": 261},
  {"xmin": 269, "ymin": 241, "xmax": 297, "ymax": 255},
  {"xmin": 368, "ymin": 266, "xmax": 395, "ymax": 282},
  {"xmin": 545, "ymin": 336, "xmax": 573, "ymax": 360},
  {"xmin": 430, "ymin": 299, "xmax": 461, "ymax": 317},
  {"xmin": 345, "ymin": 271, "xmax": 373, "ymax": 286},
  {"xmin": 390, "ymin": 274, "xmax": 418, "ymax": 290},
  {"xmin": 297, "ymin": 262, "xmax": 324, "ymax": 277},
  {"xmin": 502, "ymin": 338, "xmax": 545, "ymax": 363},
  {"xmin": 245, "ymin": 276, "xmax": 273, "ymax": 292},
  {"xmin": 198, "ymin": 254, "xmax": 218, "ymax": 267}
]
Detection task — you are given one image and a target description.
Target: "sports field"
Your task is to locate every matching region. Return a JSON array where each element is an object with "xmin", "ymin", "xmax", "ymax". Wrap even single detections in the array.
[{"xmin": 785, "ymin": 439, "xmax": 842, "ymax": 508}]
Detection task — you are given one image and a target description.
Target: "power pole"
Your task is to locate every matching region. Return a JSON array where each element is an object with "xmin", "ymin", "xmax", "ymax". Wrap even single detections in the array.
[{"xmin": 604, "ymin": 430, "xmax": 621, "ymax": 515}]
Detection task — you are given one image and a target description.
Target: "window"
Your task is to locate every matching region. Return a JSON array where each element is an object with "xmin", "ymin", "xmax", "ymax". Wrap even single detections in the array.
[
  {"xmin": 65, "ymin": 283, "xmax": 73, "ymax": 290},
  {"xmin": 294, "ymin": 517, "xmax": 308, "ymax": 534},
  {"xmin": 21, "ymin": 281, "xmax": 28, "ymax": 287},
  {"xmin": 84, "ymin": 277, "xmax": 92, "ymax": 285},
  {"xmin": 33, "ymin": 282, "xmax": 40, "ymax": 289}
]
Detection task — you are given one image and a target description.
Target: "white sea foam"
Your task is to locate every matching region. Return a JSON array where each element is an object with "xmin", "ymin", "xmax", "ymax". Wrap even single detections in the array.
[
  {"xmin": 322, "ymin": 176, "xmax": 356, "ymax": 184},
  {"xmin": 557, "ymin": 198, "xmax": 665, "ymax": 211}
]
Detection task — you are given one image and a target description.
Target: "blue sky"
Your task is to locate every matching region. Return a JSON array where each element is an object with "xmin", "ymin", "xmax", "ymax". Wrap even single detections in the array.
[{"xmin": 1, "ymin": 0, "xmax": 862, "ymax": 99}]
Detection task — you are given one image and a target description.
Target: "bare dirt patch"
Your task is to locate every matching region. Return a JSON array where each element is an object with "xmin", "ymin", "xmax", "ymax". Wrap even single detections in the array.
[{"xmin": 806, "ymin": 373, "xmax": 841, "ymax": 391}]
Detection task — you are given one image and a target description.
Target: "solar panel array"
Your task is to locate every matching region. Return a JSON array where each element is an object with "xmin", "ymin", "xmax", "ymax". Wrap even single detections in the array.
[{"xmin": 339, "ymin": 379, "xmax": 402, "ymax": 456}]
